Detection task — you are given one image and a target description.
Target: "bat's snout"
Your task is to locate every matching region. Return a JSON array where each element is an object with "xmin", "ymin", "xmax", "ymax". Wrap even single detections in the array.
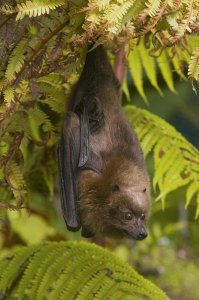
[
  {"xmin": 135, "ymin": 228, "xmax": 148, "ymax": 240},
  {"xmin": 126, "ymin": 227, "xmax": 148, "ymax": 240}
]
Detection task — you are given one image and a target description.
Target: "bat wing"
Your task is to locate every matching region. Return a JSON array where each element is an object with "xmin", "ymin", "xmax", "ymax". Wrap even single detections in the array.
[
  {"xmin": 58, "ymin": 97, "xmax": 103, "ymax": 233},
  {"xmin": 58, "ymin": 112, "xmax": 84, "ymax": 231}
]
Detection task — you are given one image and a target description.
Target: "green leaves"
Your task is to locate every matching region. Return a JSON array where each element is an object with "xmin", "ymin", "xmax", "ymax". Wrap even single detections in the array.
[
  {"xmin": 127, "ymin": 38, "xmax": 184, "ymax": 100},
  {"xmin": 128, "ymin": 46, "xmax": 148, "ymax": 103},
  {"xmin": 5, "ymin": 38, "xmax": 29, "ymax": 81},
  {"xmin": 0, "ymin": 0, "xmax": 198, "ymax": 219},
  {"xmin": 188, "ymin": 47, "xmax": 199, "ymax": 81},
  {"xmin": 0, "ymin": 241, "xmax": 169, "ymax": 300},
  {"xmin": 125, "ymin": 106, "xmax": 199, "ymax": 217},
  {"xmin": 16, "ymin": 0, "xmax": 66, "ymax": 20},
  {"xmin": 156, "ymin": 51, "xmax": 176, "ymax": 93}
]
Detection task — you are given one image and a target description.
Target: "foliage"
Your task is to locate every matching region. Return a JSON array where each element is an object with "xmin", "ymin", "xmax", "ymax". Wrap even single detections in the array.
[
  {"xmin": 0, "ymin": 0, "xmax": 198, "ymax": 213},
  {"xmin": 0, "ymin": 241, "xmax": 168, "ymax": 300},
  {"xmin": 126, "ymin": 106, "xmax": 199, "ymax": 217},
  {"xmin": 0, "ymin": 2, "xmax": 198, "ymax": 299}
]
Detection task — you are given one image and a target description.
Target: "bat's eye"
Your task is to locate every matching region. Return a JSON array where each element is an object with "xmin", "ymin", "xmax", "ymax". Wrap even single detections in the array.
[
  {"xmin": 141, "ymin": 213, "xmax": 145, "ymax": 220},
  {"xmin": 125, "ymin": 212, "xmax": 133, "ymax": 220},
  {"xmin": 143, "ymin": 188, "xmax": 147, "ymax": 193},
  {"xmin": 112, "ymin": 184, "xmax": 120, "ymax": 192}
]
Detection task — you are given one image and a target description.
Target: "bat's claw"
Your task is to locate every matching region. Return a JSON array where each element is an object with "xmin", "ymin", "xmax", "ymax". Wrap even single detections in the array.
[{"xmin": 81, "ymin": 226, "xmax": 94, "ymax": 238}]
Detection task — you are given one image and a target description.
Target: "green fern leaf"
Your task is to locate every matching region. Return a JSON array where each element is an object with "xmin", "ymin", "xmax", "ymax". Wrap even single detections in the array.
[
  {"xmin": 5, "ymin": 38, "xmax": 29, "ymax": 81},
  {"xmin": 157, "ymin": 51, "xmax": 176, "ymax": 93},
  {"xmin": 16, "ymin": 0, "xmax": 65, "ymax": 20},
  {"xmin": 3, "ymin": 87, "xmax": 15, "ymax": 104},
  {"xmin": 186, "ymin": 181, "xmax": 199, "ymax": 208},
  {"xmin": 125, "ymin": 106, "xmax": 199, "ymax": 214},
  {"xmin": 145, "ymin": 0, "xmax": 161, "ymax": 17},
  {"xmin": 171, "ymin": 51, "xmax": 187, "ymax": 80},
  {"xmin": 8, "ymin": 162, "xmax": 26, "ymax": 191},
  {"xmin": 139, "ymin": 41, "xmax": 162, "ymax": 95},
  {"xmin": 141, "ymin": 128, "xmax": 160, "ymax": 157},
  {"xmin": 105, "ymin": 1, "xmax": 136, "ymax": 34},
  {"xmin": 153, "ymin": 146, "xmax": 180, "ymax": 188},
  {"xmin": 128, "ymin": 48, "xmax": 148, "ymax": 102},
  {"xmin": 0, "ymin": 241, "xmax": 168, "ymax": 300},
  {"xmin": 36, "ymin": 249, "xmax": 90, "ymax": 300},
  {"xmin": 0, "ymin": 245, "xmax": 37, "ymax": 291},
  {"xmin": 188, "ymin": 47, "xmax": 199, "ymax": 81},
  {"xmin": 28, "ymin": 106, "xmax": 55, "ymax": 141},
  {"xmin": 16, "ymin": 243, "xmax": 59, "ymax": 300},
  {"xmin": 195, "ymin": 194, "xmax": 199, "ymax": 219}
]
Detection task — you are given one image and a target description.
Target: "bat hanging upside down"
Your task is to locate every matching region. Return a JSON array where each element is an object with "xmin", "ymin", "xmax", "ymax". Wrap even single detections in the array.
[{"xmin": 58, "ymin": 45, "xmax": 151, "ymax": 239}]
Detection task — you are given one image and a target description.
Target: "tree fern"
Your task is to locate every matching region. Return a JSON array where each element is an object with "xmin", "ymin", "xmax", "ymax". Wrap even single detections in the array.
[
  {"xmin": 138, "ymin": 39, "xmax": 162, "ymax": 95},
  {"xmin": 0, "ymin": 0, "xmax": 198, "ymax": 216},
  {"xmin": 5, "ymin": 38, "xmax": 29, "ymax": 81},
  {"xmin": 128, "ymin": 47, "xmax": 148, "ymax": 102},
  {"xmin": 188, "ymin": 47, "xmax": 199, "ymax": 81},
  {"xmin": 3, "ymin": 87, "xmax": 15, "ymax": 104},
  {"xmin": 125, "ymin": 106, "xmax": 199, "ymax": 216},
  {"xmin": 156, "ymin": 51, "xmax": 176, "ymax": 93},
  {"xmin": 103, "ymin": 1, "xmax": 137, "ymax": 34},
  {"xmin": 0, "ymin": 241, "xmax": 168, "ymax": 300},
  {"xmin": 126, "ymin": 37, "xmax": 198, "ymax": 99},
  {"xmin": 16, "ymin": 0, "xmax": 66, "ymax": 20},
  {"xmin": 145, "ymin": 0, "xmax": 161, "ymax": 17},
  {"xmin": 28, "ymin": 106, "xmax": 55, "ymax": 139}
]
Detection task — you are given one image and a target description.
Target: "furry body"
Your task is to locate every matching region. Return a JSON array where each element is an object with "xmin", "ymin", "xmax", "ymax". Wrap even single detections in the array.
[{"xmin": 58, "ymin": 46, "xmax": 151, "ymax": 239}]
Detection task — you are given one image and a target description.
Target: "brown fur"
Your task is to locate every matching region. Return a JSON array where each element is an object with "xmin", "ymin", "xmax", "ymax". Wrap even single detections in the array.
[
  {"xmin": 59, "ymin": 45, "xmax": 151, "ymax": 239},
  {"xmin": 78, "ymin": 154, "xmax": 151, "ymax": 239}
]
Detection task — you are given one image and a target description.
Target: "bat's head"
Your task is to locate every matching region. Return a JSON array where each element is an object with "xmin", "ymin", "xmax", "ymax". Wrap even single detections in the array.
[{"xmin": 78, "ymin": 155, "xmax": 151, "ymax": 240}]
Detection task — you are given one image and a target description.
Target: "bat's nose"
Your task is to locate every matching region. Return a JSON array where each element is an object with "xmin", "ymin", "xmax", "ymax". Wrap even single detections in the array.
[{"xmin": 136, "ymin": 228, "xmax": 148, "ymax": 240}]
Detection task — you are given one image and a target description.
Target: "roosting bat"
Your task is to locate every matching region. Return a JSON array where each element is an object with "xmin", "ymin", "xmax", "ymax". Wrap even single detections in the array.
[{"xmin": 58, "ymin": 45, "xmax": 151, "ymax": 240}]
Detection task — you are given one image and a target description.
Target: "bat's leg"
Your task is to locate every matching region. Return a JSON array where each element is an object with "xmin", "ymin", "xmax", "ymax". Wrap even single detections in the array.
[{"xmin": 81, "ymin": 226, "xmax": 94, "ymax": 238}]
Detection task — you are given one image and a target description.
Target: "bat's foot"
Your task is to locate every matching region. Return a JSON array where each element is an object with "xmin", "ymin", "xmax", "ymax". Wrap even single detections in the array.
[{"xmin": 81, "ymin": 226, "xmax": 94, "ymax": 238}]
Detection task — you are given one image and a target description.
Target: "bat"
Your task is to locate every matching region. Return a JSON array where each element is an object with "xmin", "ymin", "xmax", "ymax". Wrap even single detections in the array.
[{"xmin": 58, "ymin": 45, "xmax": 151, "ymax": 239}]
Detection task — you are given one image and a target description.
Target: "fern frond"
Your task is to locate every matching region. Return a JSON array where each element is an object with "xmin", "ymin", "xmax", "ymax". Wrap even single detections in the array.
[
  {"xmin": 16, "ymin": 0, "xmax": 65, "ymax": 20},
  {"xmin": 8, "ymin": 162, "xmax": 26, "ymax": 191},
  {"xmin": 157, "ymin": 51, "xmax": 176, "ymax": 93},
  {"xmin": 188, "ymin": 47, "xmax": 199, "ymax": 81},
  {"xmin": 28, "ymin": 106, "xmax": 55, "ymax": 141},
  {"xmin": 0, "ymin": 4, "xmax": 16, "ymax": 15},
  {"xmin": 3, "ymin": 87, "xmax": 15, "ymax": 104},
  {"xmin": 0, "ymin": 241, "xmax": 168, "ymax": 300},
  {"xmin": 145, "ymin": 0, "xmax": 161, "ymax": 17},
  {"xmin": 0, "ymin": 245, "xmax": 38, "ymax": 291},
  {"xmin": 139, "ymin": 40, "xmax": 162, "ymax": 95},
  {"xmin": 125, "ymin": 106, "xmax": 199, "ymax": 213},
  {"xmin": 186, "ymin": 181, "xmax": 199, "ymax": 208},
  {"xmin": 128, "ymin": 47, "xmax": 148, "ymax": 102},
  {"xmin": 104, "ymin": 1, "xmax": 136, "ymax": 34},
  {"xmin": 5, "ymin": 38, "xmax": 29, "ymax": 81}
]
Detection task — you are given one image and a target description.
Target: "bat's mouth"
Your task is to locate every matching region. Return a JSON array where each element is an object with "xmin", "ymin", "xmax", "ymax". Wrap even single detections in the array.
[{"xmin": 123, "ymin": 229, "xmax": 148, "ymax": 240}]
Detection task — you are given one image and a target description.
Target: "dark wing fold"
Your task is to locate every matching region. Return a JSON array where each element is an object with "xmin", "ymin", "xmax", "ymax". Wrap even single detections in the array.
[
  {"xmin": 78, "ymin": 105, "xmax": 90, "ymax": 167},
  {"xmin": 58, "ymin": 112, "xmax": 82, "ymax": 231},
  {"xmin": 58, "ymin": 96, "xmax": 104, "ymax": 233}
]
